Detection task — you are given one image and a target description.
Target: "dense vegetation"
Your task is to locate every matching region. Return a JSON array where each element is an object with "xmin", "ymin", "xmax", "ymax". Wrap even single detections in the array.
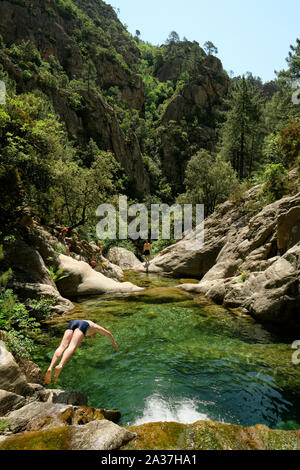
[
  {"xmin": 0, "ymin": 2, "xmax": 299, "ymax": 235},
  {"xmin": 0, "ymin": 243, "xmax": 54, "ymax": 358}
]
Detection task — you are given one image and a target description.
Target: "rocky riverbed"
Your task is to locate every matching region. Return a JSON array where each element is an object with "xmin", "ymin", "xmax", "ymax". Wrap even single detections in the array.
[{"xmin": 1, "ymin": 178, "xmax": 299, "ymax": 450}]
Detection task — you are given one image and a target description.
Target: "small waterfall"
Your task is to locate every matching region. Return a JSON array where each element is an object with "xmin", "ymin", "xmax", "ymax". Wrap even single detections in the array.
[{"xmin": 132, "ymin": 393, "xmax": 211, "ymax": 425}]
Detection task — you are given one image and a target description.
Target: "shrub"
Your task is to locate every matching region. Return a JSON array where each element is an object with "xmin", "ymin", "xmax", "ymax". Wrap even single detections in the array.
[
  {"xmin": 0, "ymin": 245, "xmax": 54, "ymax": 358},
  {"xmin": 68, "ymin": 92, "xmax": 84, "ymax": 111},
  {"xmin": 259, "ymin": 163, "xmax": 288, "ymax": 204}
]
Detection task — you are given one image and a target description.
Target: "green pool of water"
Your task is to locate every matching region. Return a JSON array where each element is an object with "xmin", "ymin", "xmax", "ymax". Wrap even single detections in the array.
[{"xmin": 35, "ymin": 272, "xmax": 300, "ymax": 430}]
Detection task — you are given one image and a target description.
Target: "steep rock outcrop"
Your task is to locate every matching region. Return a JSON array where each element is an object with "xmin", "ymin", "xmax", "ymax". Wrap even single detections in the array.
[
  {"xmin": 4, "ymin": 233, "xmax": 75, "ymax": 315},
  {"xmin": 0, "ymin": 0, "xmax": 150, "ymax": 194},
  {"xmin": 181, "ymin": 243, "xmax": 300, "ymax": 326},
  {"xmin": 139, "ymin": 186, "xmax": 300, "ymax": 325},
  {"xmin": 66, "ymin": 232, "xmax": 124, "ymax": 281},
  {"xmin": 178, "ymin": 191, "xmax": 300, "ymax": 325},
  {"xmin": 0, "ymin": 390, "xmax": 26, "ymax": 417},
  {"xmin": 0, "ymin": 0, "xmax": 144, "ymax": 109},
  {"xmin": 3, "ymin": 219, "xmax": 143, "ymax": 312},
  {"xmin": 156, "ymin": 42, "xmax": 229, "ymax": 191},
  {"xmin": 0, "ymin": 341, "xmax": 34, "ymax": 397}
]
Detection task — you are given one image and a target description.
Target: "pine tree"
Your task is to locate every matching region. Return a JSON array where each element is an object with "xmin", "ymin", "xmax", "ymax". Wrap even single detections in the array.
[
  {"xmin": 203, "ymin": 41, "xmax": 218, "ymax": 56},
  {"xmin": 219, "ymin": 77, "xmax": 263, "ymax": 179},
  {"xmin": 278, "ymin": 38, "xmax": 300, "ymax": 81}
]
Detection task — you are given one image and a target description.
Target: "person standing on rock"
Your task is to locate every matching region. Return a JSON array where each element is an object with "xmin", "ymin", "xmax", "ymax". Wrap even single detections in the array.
[
  {"xmin": 58, "ymin": 227, "xmax": 70, "ymax": 254},
  {"xmin": 44, "ymin": 319, "xmax": 118, "ymax": 384},
  {"xmin": 143, "ymin": 240, "xmax": 151, "ymax": 265}
]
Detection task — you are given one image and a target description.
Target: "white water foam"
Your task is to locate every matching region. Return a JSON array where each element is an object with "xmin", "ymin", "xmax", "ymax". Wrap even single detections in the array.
[{"xmin": 132, "ymin": 393, "xmax": 211, "ymax": 426}]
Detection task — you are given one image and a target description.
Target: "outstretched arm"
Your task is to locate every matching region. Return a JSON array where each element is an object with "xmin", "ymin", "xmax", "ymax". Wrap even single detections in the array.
[{"xmin": 95, "ymin": 324, "xmax": 118, "ymax": 349}]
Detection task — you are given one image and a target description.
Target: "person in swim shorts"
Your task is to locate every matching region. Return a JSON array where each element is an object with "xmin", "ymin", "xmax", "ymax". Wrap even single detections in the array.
[
  {"xmin": 44, "ymin": 319, "xmax": 118, "ymax": 384},
  {"xmin": 142, "ymin": 240, "xmax": 151, "ymax": 264}
]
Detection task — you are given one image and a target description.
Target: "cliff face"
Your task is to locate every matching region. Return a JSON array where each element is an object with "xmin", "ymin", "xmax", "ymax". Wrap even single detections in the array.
[
  {"xmin": 0, "ymin": 0, "xmax": 144, "ymax": 108},
  {"xmin": 0, "ymin": 2, "xmax": 231, "ymax": 197},
  {"xmin": 155, "ymin": 42, "xmax": 229, "ymax": 191},
  {"xmin": 0, "ymin": 0, "xmax": 149, "ymax": 193}
]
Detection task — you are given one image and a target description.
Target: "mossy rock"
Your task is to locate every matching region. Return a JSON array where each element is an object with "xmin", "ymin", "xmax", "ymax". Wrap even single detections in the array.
[
  {"xmin": 0, "ymin": 426, "xmax": 71, "ymax": 450},
  {"xmin": 0, "ymin": 418, "xmax": 11, "ymax": 433},
  {"xmin": 179, "ymin": 279, "xmax": 200, "ymax": 284},
  {"xmin": 122, "ymin": 420, "xmax": 300, "ymax": 450},
  {"xmin": 123, "ymin": 421, "xmax": 186, "ymax": 450},
  {"xmin": 123, "ymin": 272, "xmax": 179, "ymax": 289},
  {"xmin": 0, "ymin": 420, "xmax": 134, "ymax": 450}
]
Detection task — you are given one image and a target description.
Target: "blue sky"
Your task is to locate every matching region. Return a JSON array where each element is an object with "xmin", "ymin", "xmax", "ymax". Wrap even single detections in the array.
[{"xmin": 113, "ymin": 0, "xmax": 299, "ymax": 83}]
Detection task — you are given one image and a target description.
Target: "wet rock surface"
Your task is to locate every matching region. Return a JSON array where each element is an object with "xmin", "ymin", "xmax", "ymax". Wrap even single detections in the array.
[
  {"xmin": 121, "ymin": 420, "xmax": 300, "ymax": 450},
  {"xmin": 0, "ymin": 341, "xmax": 132, "ymax": 450}
]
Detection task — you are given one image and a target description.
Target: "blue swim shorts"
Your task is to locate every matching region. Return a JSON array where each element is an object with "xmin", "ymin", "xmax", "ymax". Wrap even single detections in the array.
[{"xmin": 67, "ymin": 319, "xmax": 90, "ymax": 336}]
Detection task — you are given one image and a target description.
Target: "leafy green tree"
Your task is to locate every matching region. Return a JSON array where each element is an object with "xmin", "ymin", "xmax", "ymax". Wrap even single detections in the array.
[
  {"xmin": 0, "ymin": 166, "xmax": 25, "ymax": 234},
  {"xmin": 82, "ymin": 59, "xmax": 97, "ymax": 93},
  {"xmin": 52, "ymin": 150, "xmax": 119, "ymax": 230},
  {"xmin": 135, "ymin": 30, "xmax": 141, "ymax": 43},
  {"xmin": 0, "ymin": 93, "xmax": 65, "ymax": 212},
  {"xmin": 262, "ymin": 133, "xmax": 284, "ymax": 165},
  {"xmin": 263, "ymin": 88, "xmax": 295, "ymax": 134},
  {"xmin": 178, "ymin": 150, "xmax": 238, "ymax": 216},
  {"xmin": 268, "ymin": 38, "xmax": 300, "ymax": 134}
]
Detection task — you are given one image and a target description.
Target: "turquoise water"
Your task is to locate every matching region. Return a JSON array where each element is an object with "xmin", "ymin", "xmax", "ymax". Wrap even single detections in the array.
[{"xmin": 35, "ymin": 273, "xmax": 300, "ymax": 430}]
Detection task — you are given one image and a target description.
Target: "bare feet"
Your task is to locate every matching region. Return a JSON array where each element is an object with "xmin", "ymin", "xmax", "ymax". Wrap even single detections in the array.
[
  {"xmin": 44, "ymin": 369, "xmax": 52, "ymax": 385},
  {"xmin": 54, "ymin": 365, "xmax": 62, "ymax": 381}
]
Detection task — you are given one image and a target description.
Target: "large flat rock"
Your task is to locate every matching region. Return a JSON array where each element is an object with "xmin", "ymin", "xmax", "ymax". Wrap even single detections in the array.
[{"xmin": 56, "ymin": 254, "xmax": 143, "ymax": 298}]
